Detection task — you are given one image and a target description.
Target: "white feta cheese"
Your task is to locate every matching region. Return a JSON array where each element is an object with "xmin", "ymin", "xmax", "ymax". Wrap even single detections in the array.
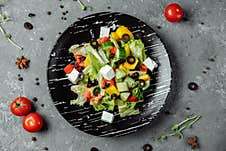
[
  {"xmin": 101, "ymin": 111, "xmax": 114, "ymax": 123},
  {"xmin": 66, "ymin": 68, "xmax": 79, "ymax": 83},
  {"xmin": 99, "ymin": 26, "xmax": 110, "ymax": 38},
  {"xmin": 100, "ymin": 65, "xmax": 115, "ymax": 80},
  {"xmin": 143, "ymin": 57, "xmax": 158, "ymax": 72}
]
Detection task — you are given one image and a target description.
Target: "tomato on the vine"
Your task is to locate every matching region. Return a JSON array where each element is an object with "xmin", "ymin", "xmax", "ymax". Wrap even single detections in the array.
[
  {"xmin": 22, "ymin": 112, "xmax": 44, "ymax": 133},
  {"xmin": 10, "ymin": 97, "xmax": 31, "ymax": 116},
  {"xmin": 164, "ymin": 3, "xmax": 184, "ymax": 22}
]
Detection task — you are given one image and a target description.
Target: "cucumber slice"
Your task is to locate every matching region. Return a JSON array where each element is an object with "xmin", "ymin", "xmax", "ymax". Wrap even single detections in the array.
[
  {"xmin": 120, "ymin": 92, "xmax": 130, "ymax": 101},
  {"xmin": 116, "ymin": 82, "xmax": 129, "ymax": 92},
  {"xmin": 116, "ymin": 48, "xmax": 126, "ymax": 60},
  {"xmin": 101, "ymin": 42, "xmax": 113, "ymax": 51}
]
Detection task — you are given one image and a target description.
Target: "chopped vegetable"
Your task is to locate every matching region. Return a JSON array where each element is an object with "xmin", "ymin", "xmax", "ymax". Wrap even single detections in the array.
[
  {"xmin": 116, "ymin": 25, "xmax": 134, "ymax": 39},
  {"xmin": 116, "ymin": 82, "xmax": 129, "ymax": 92},
  {"xmin": 64, "ymin": 64, "xmax": 75, "ymax": 74},
  {"xmin": 110, "ymin": 32, "xmax": 120, "ymax": 41},
  {"xmin": 115, "ymin": 69, "xmax": 127, "ymax": 79},
  {"xmin": 105, "ymin": 85, "xmax": 119, "ymax": 96},
  {"xmin": 129, "ymin": 39, "xmax": 146, "ymax": 63}
]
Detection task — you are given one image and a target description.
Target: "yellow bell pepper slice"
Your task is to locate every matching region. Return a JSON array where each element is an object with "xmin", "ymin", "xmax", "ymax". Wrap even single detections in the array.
[
  {"xmin": 116, "ymin": 26, "xmax": 134, "ymax": 39},
  {"xmin": 84, "ymin": 55, "xmax": 90, "ymax": 67},
  {"xmin": 139, "ymin": 74, "xmax": 151, "ymax": 81},
  {"xmin": 110, "ymin": 32, "xmax": 120, "ymax": 41},
  {"xmin": 124, "ymin": 44, "xmax": 131, "ymax": 57},
  {"xmin": 105, "ymin": 85, "xmax": 120, "ymax": 96},
  {"xmin": 123, "ymin": 59, "xmax": 138, "ymax": 70}
]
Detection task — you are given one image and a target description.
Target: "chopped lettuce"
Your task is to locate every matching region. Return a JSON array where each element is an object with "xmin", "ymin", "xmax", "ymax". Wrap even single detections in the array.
[
  {"xmin": 70, "ymin": 85, "xmax": 86, "ymax": 106},
  {"xmin": 86, "ymin": 44, "xmax": 105, "ymax": 64},
  {"xmin": 118, "ymin": 101, "xmax": 140, "ymax": 117},
  {"xmin": 129, "ymin": 39, "xmax": 147, "ymax": 63},
  {"xmin": 91, "ymin": 96, "xmax": 115, "ymax": 111}
]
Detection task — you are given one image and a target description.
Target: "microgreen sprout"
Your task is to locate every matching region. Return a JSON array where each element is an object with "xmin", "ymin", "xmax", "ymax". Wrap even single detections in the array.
[
  {"xmin": 159, "ymin": 114, "xmax": 202, "ymax": 141},
  {"xmin": 77, "ymin": 0, "xmax": 87, "ymax": 11},
  {"xmin": 0, "ymin": 12, "xmax": 23, "ymax": 50}
]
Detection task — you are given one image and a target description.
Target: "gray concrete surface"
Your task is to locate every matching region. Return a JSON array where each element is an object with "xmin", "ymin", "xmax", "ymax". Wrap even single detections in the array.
[{"xmin": 0, "ymin": 0, "xmax": 226, "ymax": 151}]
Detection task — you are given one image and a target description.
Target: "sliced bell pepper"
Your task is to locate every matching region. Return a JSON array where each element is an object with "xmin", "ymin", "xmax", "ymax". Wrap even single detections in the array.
[
  {"xmin": 116, "ymin": 26, "xmax": 134, "ymax": 39},
  {"xmin": 124, "ymin": 44, "xmax": 131, "ymax": 57},
  {"xmin": 110, "ymin": 32, "xmax": 120, "ymax": 41},
  {"xmin": 123, "ymin": 59, "xmax": 139, "ymax": 70},
  {"xmin": 139, "ymin": 74, "xmax": 151, "ymax": 81},
  {"xmin": 105, "ymin": 85, "xmax": 120, "ymax": 96},
  {"xmin": 64, "ymin": 64, "xmax": 75, "ymax": 74}
]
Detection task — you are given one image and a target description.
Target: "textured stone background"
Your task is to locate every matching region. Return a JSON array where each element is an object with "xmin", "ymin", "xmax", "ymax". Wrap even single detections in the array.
[{"xmin": 0, "ymin": 0, "xmax": 226, "ymax": 151}]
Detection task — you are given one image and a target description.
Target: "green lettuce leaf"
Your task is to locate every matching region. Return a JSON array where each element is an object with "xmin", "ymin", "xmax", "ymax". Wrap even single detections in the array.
[
  {"xmin": 118, "ymin": 101, "xmax": 140, "ymax": 117},
  {"xmin": 91, "ymin": 96, "xmax": 115, "ymax": 111},
  {"xmin": 129, "ymin": 39, "xmax": 147, "ymax": 63},
  {"xmin": 70, "ymin": 85, "xmax": 86, "ymax": 106}
]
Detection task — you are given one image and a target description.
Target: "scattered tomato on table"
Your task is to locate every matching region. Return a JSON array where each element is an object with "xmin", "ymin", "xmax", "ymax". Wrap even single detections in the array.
[
  {"xmin": 164, "ymin": 3, "xmax": 184, "ymax": 22},
  {"xmin": 22, "ymin": 112, "xmax": 44, "ymax": 133},
  {"xmin": 10, "ymin": 96, "xmax": 31, "ymax": 116}
]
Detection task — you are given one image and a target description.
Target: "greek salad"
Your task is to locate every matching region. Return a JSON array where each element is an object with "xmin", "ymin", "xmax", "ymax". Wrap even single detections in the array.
[{"xmin": 63, "ymin": 25, "xmax": 158, "ymax": 122}]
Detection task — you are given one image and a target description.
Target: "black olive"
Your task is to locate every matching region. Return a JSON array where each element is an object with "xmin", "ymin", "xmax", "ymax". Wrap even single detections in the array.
[
  {"xmin": 122, "ymin": 34, "xmax": 130, "ymax": 43},
  {"xmin": 90, "ymin": 40, "xmax": 99, "ymax": 49},
  {"xmin": 134, "ymin": 32, "xmax": 143, "ymax": 39},
  {"xmin": 118, "ymin": 59, "xmax": 126, "ymax": 64},
  {"xmin": 105, "ymin": 82, "xmax": 110, "ymax": 88},
  {"xmin": 91, "ymin": 80, "xmax": 98, "ymax": 86},
  {"xmin": 143, "ymin": 144, "xmax": 153, "ymax": 151},
  {"xmin": 93, "ymin": 87, "xmax": 101, "ymax": 96},
  {"xmin": 111, "ymin": 93, "xmax": 118, "ymax": 100},
  {"xmin": 87, "ymin": 83, "xmax": 92, "ymax": 88},
  {"xmin": 127, "ymin": 56, "xmax": 136, "ymax": 64},
  {"xmin": 138, "ymin": 79, "xmax": 146, "ymax": 88},
  {"xmin": 80, "ymin": 56, "xmax": 86, "ymax": 62},
  {"xmin": 131, "ymin": 72, "xmax": 139, "ymax": 80},
  {"xmin": 78, "ymin": 73, "xmax": 85, "ymax": 81}
]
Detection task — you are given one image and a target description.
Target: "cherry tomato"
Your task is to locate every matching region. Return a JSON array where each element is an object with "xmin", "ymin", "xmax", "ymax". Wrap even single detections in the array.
[
  {"xmin": 83, "ymin": 88, "xmax": 92, "ymax": 101},
  {"xmin": 164, "ymin": 3, "xmax": 184, "ymax": 22},
  {"xmin": 22, "ymin": 112, "xmax": 44, "ymax": 133},
  {"xmin": 98, "ymin": 37, "xmax": 110, "ymax": 45},
  {"xmin": 128, "ymin": 96, "xmax": 138, "ymax": 102},
  {"xmin": 140, "ymin": 64, "xmax": 148, "ymax": 73},
  {"xmin": 101, "ymin": 78, "xmax": 115, "ymax": 88},
  {"xmin": 110, "ymin": 47, "xmax": 117, "ymax": 56},
  {"xmin": 64, "ymin": 64, "xmax": 75, "ymax": 74},
  {"xmin": 10, "ymin": 97, "xmax": 31, "ymax": 116}
]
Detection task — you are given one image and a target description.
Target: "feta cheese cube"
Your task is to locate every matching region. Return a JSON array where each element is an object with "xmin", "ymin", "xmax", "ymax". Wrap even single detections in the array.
[
  {"xmin": 100, "ymin": 65, "xmax": 115, "ymax": 80},
  {"xmin": 66, "ymin": 68, "xmax": 79, "ymax": 83},
  {"xmin": 99, "ymin": 26, "xmax": 110, "ymax": 38},
  {"xmin": 101, "ymin": 111, "xmax": 114, "ymax": 123},
  {"xmin": 143, "ymin": 57, "xmax": 158, "ymax": 72}
]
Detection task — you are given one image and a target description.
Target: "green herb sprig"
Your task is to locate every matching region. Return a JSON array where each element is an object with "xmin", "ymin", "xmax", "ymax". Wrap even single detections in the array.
[
  {"xmin": 77, "ymin": 0, "xmax": 93, "ymax": 11},
  {"xmin": 0, "ymin": 12, "xmax": 23, "ymax": 50},
  {"xmin": 159, "ymin": 114, "xmax": 202, "ymax": 141}
]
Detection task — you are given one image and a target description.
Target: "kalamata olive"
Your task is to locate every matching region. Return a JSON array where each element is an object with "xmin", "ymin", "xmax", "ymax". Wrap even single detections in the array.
[
  {"xmin": 90, "ymin": 147, "xmax": 99, "ymax": 151},
  {"xmin": 93, "ymin": 87, "xmax": 101, "ymax": 96},
  {"xmin": 138, "ymin": 79, "xmax": 146, "ymax": 88},
  {"xmin": 122, "ymin": 34, "xmax": 130, "ymax": 43},
  {"xmin": 111, "ymin": 93, "xmax": 118, "ymax": 100},
  {"xmin": 131, "ymin": 72, "xmax": 139, "ymax": 80},
  {"xmin": 80, "ymin": 56, "xmax": 86, "ymax": 62},
  {"xmin": 78, "ymin": 73, "xmax": 85, "ymax": 81},
  {"xmin": 105, "ymin": 82, "xmax": 110, "ymax": 88},
  {"xmin": 126, "ymin": 56, "xmax": 136, "ymax": 64},
  {"xmin": 87, "ymin": 82, "xmax": 92, "ymax": 88},
  {"xmin": 91, "ymin": 80, "xmax": 98, "ymax": 86},
  {"xmin": 90, "ymin": 40, "xmax": 99, "ymax": 49}
]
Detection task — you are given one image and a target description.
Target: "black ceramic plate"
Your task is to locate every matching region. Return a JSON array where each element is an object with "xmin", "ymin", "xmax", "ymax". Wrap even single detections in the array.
[{"xmin": 47, "ymin": 12, "xmax": 172, "ymax": 137}]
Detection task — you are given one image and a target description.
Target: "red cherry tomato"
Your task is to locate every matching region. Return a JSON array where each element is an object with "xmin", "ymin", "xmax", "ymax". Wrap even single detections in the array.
[
  {"xmin": 110, "ymin": 47, "xmax": 117, "ymax": 56},
  {"xmin": 128, "ymin": 96, "xmax": 138, "ymax": 102},
  {"xmin": 64, "ymin": 64, "xmax": 75, "ymax": 74},
  {"xmin": 10, "ymin": 97, "xmax": 31, "ymax": 116},
  {"xmin": 98, "ymin": 37, "xmax": 110, "ymax": 45},
  {"xmin": 140, "ymin": 64, "xmax": 148, "ymax": 73},
  {"xmin": 164, "ymin": 3, "xmax": 184, "ymax": 22},
  {"xmin": 22, "ymin": 112, "xmax": 44, "ymax": 133}
]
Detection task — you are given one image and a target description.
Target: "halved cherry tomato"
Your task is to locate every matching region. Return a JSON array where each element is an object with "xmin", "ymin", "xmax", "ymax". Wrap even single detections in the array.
[
  {"xmin": 64, "ymin": 64, "xmax": 75, "ymax": 74},
  {"xmin": 110, "ymin": 47, "xmax": 117, "ymax": 56},
  {"xmin": 164, "ymin": 3, "xmax": 184, "ymax": 22},
  {"xmin": 128, "ymin": 96, "xmax": 138, "ymax": 102},
  {"xmin": 101, "ymin": 78, "xmax": 115, "ymax": 88},
  {"xmin": 98, "ymin": 37, "xmax": 110, "ymax": 45},
  {"xmin": 22, "ymin": 112, "xmax": 43, "ymax": 133},
  {"xmin": 10, "ymin": 97, "xmax": 31, "ymax": 116},
  {"xmin": 83, "ymin": 88, "xmax": 92, "ymax": 101},
  {"xmin": 91, "ymin": 94, "xmax": 103, "ymax": 104},
  {"xmin": 140, "ymin": 64, "xmax": 148, "ymax": 73}
]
